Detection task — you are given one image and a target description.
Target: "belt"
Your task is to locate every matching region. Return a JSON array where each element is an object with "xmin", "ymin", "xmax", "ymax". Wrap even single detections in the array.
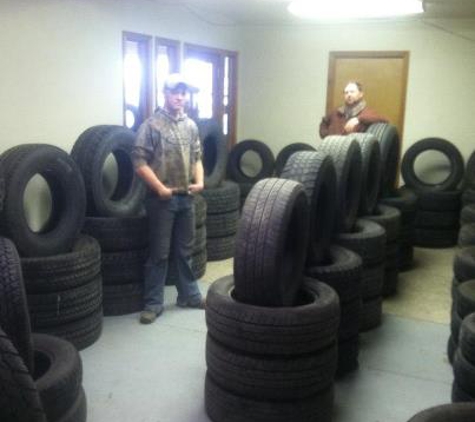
[{"xmin": 173, "ymin": 190, "xmax": 190, "ymax": 196}]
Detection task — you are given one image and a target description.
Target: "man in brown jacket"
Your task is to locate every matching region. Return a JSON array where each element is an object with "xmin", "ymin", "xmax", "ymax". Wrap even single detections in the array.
[{"xmin": 319, "ymin": 81, "xmax": 387, "ymax": 139}]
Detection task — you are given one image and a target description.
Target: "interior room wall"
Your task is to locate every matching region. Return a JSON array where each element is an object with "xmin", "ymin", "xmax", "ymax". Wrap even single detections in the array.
[
  {"xmin": 237, "ymin": 20, "xmax": 475, "ymax": 162},
  {"xmin": 0, "ymin": 0, "xmax": 240, "ymax": 154}
]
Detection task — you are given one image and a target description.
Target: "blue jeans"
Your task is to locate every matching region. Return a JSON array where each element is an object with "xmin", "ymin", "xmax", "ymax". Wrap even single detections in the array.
[{"xmin": 143, "ymin": 194, "xmax": 202, "ymax": 313}]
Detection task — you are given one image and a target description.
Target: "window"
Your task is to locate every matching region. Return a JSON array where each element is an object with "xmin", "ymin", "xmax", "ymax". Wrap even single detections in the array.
[
  {"xmin": 184, "ymin": 44, "xmax": 238, "ymax": 146},
  {"xmin": 122, "ymin": 31, "xmax": 152, "ymax": 131},
  {"xmin": 155, "ymin": 38, "xmax": 180, "ymax": 110}
]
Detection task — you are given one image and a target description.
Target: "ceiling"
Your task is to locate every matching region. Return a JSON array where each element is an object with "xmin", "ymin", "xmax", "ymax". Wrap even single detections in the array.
[{"xmin": 153, "ymin": 0, "xmax": 475, "ymax": 26}]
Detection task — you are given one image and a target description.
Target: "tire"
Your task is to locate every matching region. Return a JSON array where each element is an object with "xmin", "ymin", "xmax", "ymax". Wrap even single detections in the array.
[
  {"xmin": 455, "ymin": 280, "xmax": 475, "ymax": 319},
  {"xmin": 305, "ymin": 245, "xmax": 363, "ymax": 304},
  {"xmin": 0, "ymin": 144, "xmax": 86, "ymax": 257},
  {"xmin": 461, "ymin": 205, "xmax": 475, "ymax": 226},
  {"xmin": 274, "ymin": 142, "xmax": 316, "ymax": 177},
  {"xmin": 416, "ymin": 189, "xmax": 462, "ymax": 212},
  {"xmin": 103, "ymin": 283, "xmax": 143, "ymax": 316},
  {"xmin": 205, "ymin": 373, "xmax": 334, "ymax": 422},
  {"xmin": 194, "ymin": 193, "xmax": 207, "ymax": 227},
  {"xmin": 464, "ymin": 150, "xmax": 475, "ymax": 189},
  {"xmin": 197, "ymin": 119, "xmax": 228, "ymax": 189},
  {"xmin": 462, "ymin": 188, "xmax": 475, "ymax": 206},
  {"xmin": 21, "ymin": 235, "xmax": 101, "ymax": 294},
  {"xmin": 367, "ymin": 123, "xmax": 400, "ymax": 197},
  {"xmin": 416, "ymin": 210, "xmax": 460, "ymax": 229},
  {"xmin": 0, "ymin": 237, "xmax": 34, "ymax": 373},
  {"xmin": 383, "ymin": 267, "xmax": 399, "ymax": 297},
  {"xmin": 81, "ymin": 216, "xmax": 148, "ymax": 252},
  {"xmin": 338, "ymin": 300, "xmax": 362, "ymax": 341},
  {"xmin": 459, "ymin": 313, "xmax": 475, "ymax": 366},
  {"xmin": 0, "ymin": 328, "xmax": 46, "ymax": 422},
  {"xmin": 0, "ymin": 170, "xmax": 4, "ymax": 213},
  {"xmin": 453, "ymin": 246, "xmax": 475, "ymax": 281},
  {"xmin": 227, "ymin": 140, "xmax": 275, "ymax": 184},
  {"xmin": 71, "ymin": 125, "xmax": 146, "ymax": 217},
  {"xmin": 57, "ymin": 386, "xmax": 87, "ymax": 422},
  {"xmin": 201, "ymin": 181, "xmax": 240, "ymax": 214},
  {"xmin": 234, "ymin": 178, "xmax": 309, "ymax": 306},
  {"xmin": 362, "ymin": 264, "xmax": 385, "ymax": 299},
  {"xmin": 206, "ymin": 335, "xmax": 337, "ymax": 401},
  {"xmin": 206, "ymin": 234, "xmax": 235, "ymax": 261},
  {"xmin": 349, "ymin": 133, "xmax": 382, "ymax": 215},
  {"xmin": 317, "ymin": 136, "xmax": 363, "ymax": 232},
  {"xmin": 32, "ymin": 334, "xmax": 82, "ymax": 422},
  {"xmin": 364, "ymin": 204, "xmax": 401, "ymax": 242},
  {"xmin": 452, "ymin": 381, "xmax": 475, "ymax": 403},
  {"xmin": 407, "ymin": 403, "xmax": 475, "ymax": 421},
  {"xmin": 205, "ymin": 276, "xmax": 340, "ymax": 355},
  {"xmin": 336, "ymin": 219, "xmax": 387, "ymax": 266},
  {"xmin": 360, "ymin": 296, "xmax": 382, "ymax": 332},
  {"xmin": 415, "ymin": 228, "xmax": 458, "ymax": 248},
  {"xmin": 336, "ymin": 336, "xmax": 359, "ymax": 376},
  {"xmin": 101, "ymin": 249, "xmax": 146, "ymax": 285},
  {"xmin": 453, "ymin": 347, "xmax": 475, "ymax": 396},
  {"xmin": 448, "ymin": 335, "xmax": 457, "ymax": 364},
  {"xmin": 458, "ymin": 224, "xmax": 475, "ymax": 247},
  {"xmin": 206, "ymin": 210, "xmax": 239, "ymax": 238},
  {"xmin": 281, "ymin": 151, "xmax": 337, "ymax": 265},
  {"xmin": 380, "ymin": 186, "xmax": 418, "ymax": 215},
  {"xmin": 401, "ymin": 137, "xmax": 464, "ymax": 192}
]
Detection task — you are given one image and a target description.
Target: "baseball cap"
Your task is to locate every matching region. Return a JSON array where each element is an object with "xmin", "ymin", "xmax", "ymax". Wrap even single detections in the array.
[{"xmin": 163, "ymin": 73, "xmax": 199, "ymax": 93}]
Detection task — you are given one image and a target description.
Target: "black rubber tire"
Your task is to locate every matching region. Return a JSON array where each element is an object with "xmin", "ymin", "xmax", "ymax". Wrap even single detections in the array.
[
  {"xmin": 32, "ymin": 333, "xmax": 82, "ymax": 422},
  {"xmin": 81, "ymin": 216, "xmax": 148, "ymax": 252},
  {"xmin": 34, "ymin": 308, "xmax": 103, "ymax": 351},
  {"xmin": 349, "ymin": 133, "xmax": 382, "ymax": 215},
  {"xmin": 281, "ymin": 151, "xmax": 337, "ymax": 266},
  {"xmin": 455, "ymin": 280, "xmax": 475, "ymax": 319},
  {"xmin": 317, "ymin": 136, "xmax": 363, "ymax": 232},
  {"xmin": 416, "ymin": 210, "xmax": 460, "ymax": 229},
  {"xmin": 205, "ymin": 275, "xmax": 340, "ymax": 355},
  {"xmin": 206, "ymin": 335, "xmax": 337, "ymax": 401},
  {"xmin": 201, "ymin": 181, "xmax": 240, "ymax": 214},
  {"xmin": 462, "ymin": 188, "xmax": 475, "ymax": 207},
  {"xmin": 367, "ymin": 123, "xmax": 400, "ymax": 197},
  {"xmin": 305, "ymin": 245, "xmax": 363, "ymax": 304},
  {"xmin": 0, "ymin": 144, "xmax": 86, "ymax": 257},
  {"xmin": 459, "ymin": 313, "xmax": 475, "ymax": 366},
  {"xmin": 0, "ymin": 328, "xmax": 46, "ymax": 422},
  {"xmin": 205, "ymin": 372, "xmax": 334, "ymax": 422},
  {"xmin": 364, "ymin": 204, "xmax": 401, "ymax": 242},
  {"xmin": 453, "ymin": 347, "xmax": 475, "ymax": 396},
  {"xmin": 206, "ymin": 234, "xmax": 235, "ymax": 261},
  {"xmin": 0, "ymin": 237, "xmax": 34, "ymax": 374},
  {"xmin": 453, "ymin": 247, "xmax": 475, "ymax": 281},
  {"xmin": 70, "ymin": 125, "xmax": 146, "ymax": 217},
  {"xmin": 0, "ymin": 170, "xmax": 4, "ymax": 213},
  {"xmin": 380, "ymin": 186, "xmax": 418, "ymax": 215},
  {"xmin": 452, "ymin": 381, "xmax": 475, "ymax": 403},
  {"xmin": 336, "ymin": 218, "xmax": 387, "ymax": 266},
  {"xmin": 101, "ymin": 249, "xmax": 146, "ymax": 285},
  {"xmin": 402, "ymin": 137, "xmax": 464, "ymax": 192},
  {"xmin": 383, "ymin": 267, "xmax": 399, "ymax": 297},
  {"xmin": 416, "ymin": 189, "xmax": 462, "ymax": 212},
  {"xmin": 407, "ymin": 402, "xmax": 475, "ymax": 421},
  {"xmin": 451, "ymin": 303, "xmax": 463, "ymax": 341},
  {"xmin": 57, "ymin": 385, "xmax": 87, "ymax": 422},
  {"xmin": 103, "ymin": 283, "xmax": 143, "ymax": 316},
  {"xmin": 360, "ymin": 296, "xmax": 383, "ymax": 332},
  {"xmin": 461, "ymin": 205, "xmax": 475, "ymax": 226},
  {"xmin": 28, "ymin": 276, "xmax": 102, "ymax": 329},
  {"xmin": 458, "ymin": 224, "xmax": 475, "ymax": 247},
  {"xmin": 194, "ymin": 193, "xmax": 207, "ymax": 227},
  {"xmin": 274, "ymin": 142, "xmax": 316, "ymax": 177},
  {"xmin": 196, "ymin": 119, "xmax": 228, "ymax": 189},
  {"xmin": 206, "ymin": 210, "xmax": 239, "ymax": 238},
  {"xmin": 415, "ymin": 228, "xmax": 458, "ymax": 248},
  {"xmin": 21, "ymin": 235, "xmax": 101, "ymax": 294},
  {"xmin": 234, "ymin": 178, "xmax": 309, "ymax": 307},
  {"xmin": 362, "ymin": 264, "xmax": 385, "ymax": 299},
  {"xmin": 338, "ymin": 299, "xmax": 362, "ymax": 341},
  {"xmin": 464, "ymin": 150, "xmax": 475, "ymax": 189},
  {"xmin": 448, "ymin": 335, "xmax": 457, "ymax": 364},
  {"xmin": 227, "ymin": 140, "xmax": 275, "ymax": 184},
  {"xmin": 336, "ymin": 335, "xmax": 359, "ymax": 377}
]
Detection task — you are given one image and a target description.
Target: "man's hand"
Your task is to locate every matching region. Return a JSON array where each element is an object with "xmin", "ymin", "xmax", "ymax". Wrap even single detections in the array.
[
  {"xmin": 157, "ymin": 185, "xmax": 174, "ymax": 200},
  {"xmin": 188, "ymin": 182, "xmax": 204, "ymax": 194},
  {"xmin": 344, "ymin": 117, "xmax": 360, "ymax": 134}
]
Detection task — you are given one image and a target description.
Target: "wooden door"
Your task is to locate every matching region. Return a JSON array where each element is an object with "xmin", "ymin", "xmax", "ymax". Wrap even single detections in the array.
[{"xmin": 326, "ymin": 51, "xmax": 409, "ymax": 140}]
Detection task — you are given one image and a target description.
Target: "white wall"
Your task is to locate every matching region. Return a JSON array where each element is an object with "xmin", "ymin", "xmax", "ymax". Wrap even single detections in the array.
[
  {"xmin": 237, "ymin": 19, "xmax": 475, "ymax": 161},
  {"xmin": 0, "ymin": 0, "xmax": 240, "ymax": 154}
]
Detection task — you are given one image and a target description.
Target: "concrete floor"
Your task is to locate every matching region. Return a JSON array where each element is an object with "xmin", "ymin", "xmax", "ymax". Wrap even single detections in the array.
[{"xmin": 80, "ymin": 246, "xmax": 456, "ymax": 422}]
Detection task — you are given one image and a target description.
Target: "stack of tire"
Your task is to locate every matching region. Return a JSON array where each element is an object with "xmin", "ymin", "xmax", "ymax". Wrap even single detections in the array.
[
  {"xmin": 197, "ymin": 119, "xmax": 238, "ymax": 262},
  {"xmin": 205, "ymin": 178, "xmax": 340, "ymax": 422},
  {"xmin": 317, "ymin": 136, "xmax": 387, "ymax": 332},
  {"xmin": 0, "ymin": 144, "xmax": 103, "ymax": 350},
  {"xmin": 274, "ymin": 142, "xmax": 316, "ymax": 176},
  {"xmin": 452, "ymin": 310, "xmax": 475, "ymax": 402},
  {"xmin": 459, "ymin": 151, "xmax": 475, "ymax": 247},
  {"xmin": 447, "ymin": 247, "xmax": 475, "ymax": 362},
  {"xmin": 71, "ymin": 125, "xmax": 147, "ymax": 317},
  {"xmin": 280, "ymin": 151, "xmax": 363, "ymax": 375},
  {"xmin": 401, "ymin": 138, "xmax": 465, "ymax": 248},
  {"xmin": 226, "ymin": 139, "xmax": 275, "ymax": 207},
  {"xmin": 0, "ymin": 236, "xmax": 87, "ymax": 422},
  {"xmin": 166, "ymin": 193, "xmax": 207, "ymax": 284},
  {"xmin": 406, "ymin": 403, "xmax": 475, "ymax": 422}
]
